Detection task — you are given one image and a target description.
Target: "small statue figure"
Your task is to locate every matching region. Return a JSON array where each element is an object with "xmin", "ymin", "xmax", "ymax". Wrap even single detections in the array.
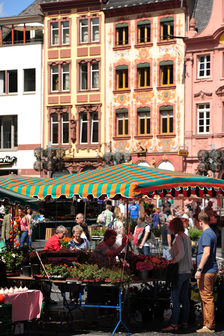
[{"xmin": 70, "ymin": 119, "xmax": 76, "ymax": 143}]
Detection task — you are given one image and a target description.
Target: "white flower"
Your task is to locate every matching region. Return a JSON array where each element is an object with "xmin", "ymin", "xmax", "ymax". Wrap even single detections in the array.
[
  {"xmin": 2, "ymin": 257, "xmax": 5, "ymax": 263},
  {"xmin": 12, "ymin": 254, "xmax": 16, "ymax": 258}
]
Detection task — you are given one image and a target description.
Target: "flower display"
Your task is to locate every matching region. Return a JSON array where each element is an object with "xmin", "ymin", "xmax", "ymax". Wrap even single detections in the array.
[
  {"xmin": 1, "ymin": 249, "xmax": 23, "ymax": 272},
  {"xmin": 60, "ymin": 237, "xmax": 72, "ymax": 248}
]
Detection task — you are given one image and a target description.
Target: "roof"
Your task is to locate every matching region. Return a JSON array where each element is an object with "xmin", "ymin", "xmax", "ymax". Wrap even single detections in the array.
[
  {"xmin": 18, "ymin": 0, "xmax": 48, "ymax": 16},
  {"xmin": 103, "ymin": 0, "xmax": 179, "ymax": 10},
  {"xmin": 193, "ymin": 0, "xmax": 213, "ymax": 34}
]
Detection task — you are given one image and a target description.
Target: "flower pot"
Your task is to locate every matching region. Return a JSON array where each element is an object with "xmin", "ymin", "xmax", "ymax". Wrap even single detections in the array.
[
  {"xmin": 138, "ymin": 270, "xmax": 152, "ymax": 281},
  {"xmin": 22, "ymin": 265, "xmax": 31, "ymax": 277},
  {"xmin": 31, "ymin": 264, "xmax": 40, "ymax": 276}
]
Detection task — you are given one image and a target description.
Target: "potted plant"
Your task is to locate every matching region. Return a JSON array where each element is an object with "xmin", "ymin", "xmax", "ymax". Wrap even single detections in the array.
[{"xmin": 0, "ymin": 249, "xmax": 23, "ymax": 273}]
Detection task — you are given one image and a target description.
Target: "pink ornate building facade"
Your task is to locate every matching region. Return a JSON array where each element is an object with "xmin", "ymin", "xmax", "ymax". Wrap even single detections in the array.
[{"xmin": 185, "ymin": 0, "xmax": 224, "ymax": 177}]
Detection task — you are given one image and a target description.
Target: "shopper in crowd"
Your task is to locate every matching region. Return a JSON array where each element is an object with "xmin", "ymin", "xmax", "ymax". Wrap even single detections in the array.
[
  {"xmin": 91, "ymin": 229, "xmax": 128, "ymax": 267},
  {"xmin": 67, "ymin": 225, "xmax": 90, "ymax": 251},
  {"xmin": 195, "ymin": 211, "xmax": 218, "ymax": 333},
  {"xmin": 75, "ymin": 213, "xmax": 91, "ymax": 241},
  {"xmin": 161, "ymin": 215, "xmax": 174, "ymax": 260},
  {"xmin": 113, "ymin": 213, "xmax": 125, "ymax": 246},
  {"xmin": 162, "ymin": 199, "xmax": 173, "ymax": 220},
  {"xmin": 102, "ymin": 204, "xmax": 113, "ymax": 228},
  {"xmin": 152, "ymin": 208, "xmax": 160, "ymax": 229},
  {"xmin": 162, "ymin": 217, "xmax": 192, "ymax": 332},
  {"xmin": 1, "ymin": 206, "xmax": 12, "ymax": 244},
  {"xmin": 159, "ymin": 208, "xmax": 165, "ymax": 225},
  {"xmin": 128, "ymin": 199, "xmax": 140, "ymax": 233},
  {"xmin": 20, "ymin": 207, "xmax": 32, "ymax": 249},
  {"xmin": 119, "ymin": 199, "xmax": 127, "ymax": 219},
  {"xmin": 181, "ymin": 213, "xmax": 190, "ymax": 236},
  {"xmin": 133, "ymin": 217, "xmax": 151, "ymax": 256},
  {"xmin": 44, "ymin": 225, "xmax": 68, "ymax": 251}
]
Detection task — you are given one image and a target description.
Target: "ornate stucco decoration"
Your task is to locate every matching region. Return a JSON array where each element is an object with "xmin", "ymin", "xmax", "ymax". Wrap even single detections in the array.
[
  {"xmin": 194, "ymin": 90, "xmax": 212, "ymax": 98},
  {"xmin": 216, "ymin": 86, "xmax": 224, "ymax": 97}
]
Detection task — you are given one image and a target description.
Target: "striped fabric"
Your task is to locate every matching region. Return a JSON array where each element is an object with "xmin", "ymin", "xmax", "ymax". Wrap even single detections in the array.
[{"xmin": 0, "ymin": 164, "xmax": 224, "ymax": 200}]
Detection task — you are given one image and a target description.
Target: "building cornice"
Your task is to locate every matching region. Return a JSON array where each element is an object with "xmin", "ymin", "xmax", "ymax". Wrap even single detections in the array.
[
  {"xmin": 0, "ymin": 15, "xmax": 43, "ymax": 25},
  {"xmin": 40, "ymin": 0, "xmax": 102, "ymax": 13}
]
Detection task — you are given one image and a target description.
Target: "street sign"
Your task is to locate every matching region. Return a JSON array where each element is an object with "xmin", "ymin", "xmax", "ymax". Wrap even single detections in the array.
[{"xmin": 178, "ymin": 150, "xmax": 188, "ymax": 156}]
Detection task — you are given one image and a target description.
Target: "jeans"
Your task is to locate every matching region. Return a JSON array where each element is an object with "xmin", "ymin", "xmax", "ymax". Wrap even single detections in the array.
[
  {"xmin": 162, "ymin": 246, "xmax": 172, "ymax": 260},
  {"xmin": 138, "ymin": 246, "xmax": 150, "ymax": 256},
  {"xmin": 171, "ymin": 273, "xmax": 191, "ymax": 325},
  {"xmin": 20, "ymin": 230, "xmax": 30, "ymax": 248},
  {"xmin": 197, "ymin": 273, "xmax": 217, "ymax": 330}
]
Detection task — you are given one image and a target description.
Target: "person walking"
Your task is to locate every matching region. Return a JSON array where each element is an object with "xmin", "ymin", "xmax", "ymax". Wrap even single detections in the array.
[
  {"xmin": 1, "ymin": 206, "xmax": 13, "ymax": 245},
  {"xmin": 195, "ymin": 211, "xmax": 218, "ymax": 333},
  {"xmin": 128, "ymin": 200, "xmax": 140, "ymax": 233},
  {"xmin": 162, "ymin": 217, "xmax": 192, "ymax": 332}
]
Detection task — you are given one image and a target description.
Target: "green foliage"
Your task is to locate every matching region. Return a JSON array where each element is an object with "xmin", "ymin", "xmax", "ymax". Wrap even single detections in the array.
[
  {"xmin": 0, "ymin": 249, "xmax": 23, "ymax": 271},
  {"xmin": 189, "ymin": 227, "xmax": 202, "ymax": 240},
  {"xmin": 91, "ymin": 228, "xmax": 106, "ymax": 237},
  {"xmin": 41, "ymin": 264, "xmax": 71, "ymax": 278}
]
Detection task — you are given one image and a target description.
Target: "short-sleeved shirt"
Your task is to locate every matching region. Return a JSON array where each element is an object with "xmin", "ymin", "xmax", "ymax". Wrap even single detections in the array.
[
  {"xmin": 196, "ymin": 228, "xmax": 218, "ymax": 273},
  {"xmin": 128, "ymin": 204, "xmax": 139, "ymax": 218},
  {"xmin": 133, "ymin": 223, "xmax": 150, "ymax": 247},
  {"xmin": 44, "ymin": 234, "xmax": 61, "ymax": 251},
  {"xmin": 67, "ymin": 238, "xmax": 90, "ymax": 251}
]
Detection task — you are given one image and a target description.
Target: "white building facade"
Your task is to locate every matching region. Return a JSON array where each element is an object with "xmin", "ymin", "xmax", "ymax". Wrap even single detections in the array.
[{"xmin": 0, "ymin": 15, "xmax": 44, "ymax": 176}]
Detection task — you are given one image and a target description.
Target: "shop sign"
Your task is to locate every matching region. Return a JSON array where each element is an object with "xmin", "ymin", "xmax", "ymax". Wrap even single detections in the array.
[
  {"xmin": 177, "ymin": 150, "xmax": 188, "ymax": 157},
  {"xmin": 0, "ymin": 156, "xmax": 17, "ymax": 165}
]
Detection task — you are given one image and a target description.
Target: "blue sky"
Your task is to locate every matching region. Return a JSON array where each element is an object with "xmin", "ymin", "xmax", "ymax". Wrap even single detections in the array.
[{"xmin": 0, "ymin": 0, "xmax": 34, "ymax": 17}]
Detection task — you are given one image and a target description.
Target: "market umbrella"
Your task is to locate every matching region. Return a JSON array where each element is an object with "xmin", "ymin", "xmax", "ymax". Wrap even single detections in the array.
[{"xmin": 0, "ymin": 164, "xmax": 224, "ymax": 200}]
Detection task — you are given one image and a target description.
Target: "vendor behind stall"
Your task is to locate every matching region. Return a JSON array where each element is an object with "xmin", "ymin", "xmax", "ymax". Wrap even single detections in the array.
[
  {"xmin": 44, "ymin": 225, "xmax": 68, "ymax": 251},
  {"xmin": 91, "ymin": 229, "xmax": 128, "ymax": 267},
  {"xmin": 67, "ymin": 225, "xmax": 90, "ymax": 251}
]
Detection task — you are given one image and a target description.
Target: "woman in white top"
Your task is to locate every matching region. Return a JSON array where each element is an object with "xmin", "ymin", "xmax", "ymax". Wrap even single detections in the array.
[{"xmin": 113, "ymin": 213, "xmax": 125, "ymax": 246}]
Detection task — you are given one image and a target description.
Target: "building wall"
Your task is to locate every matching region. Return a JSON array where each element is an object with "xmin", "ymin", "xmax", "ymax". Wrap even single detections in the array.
[
  {"xmin": 0, "ymin": 43, "xmax": 43, "ymax": 175},
  {"xmin": 105, "ymin": 8, "xmax": 186, "ymax": 171},
  {"xmin": 43, "ymin": 4, "xmax": 105, "ymax": 172},
  {"xmin": 185, "ymin": 0, "xmax": 224, "ymax": 175}
]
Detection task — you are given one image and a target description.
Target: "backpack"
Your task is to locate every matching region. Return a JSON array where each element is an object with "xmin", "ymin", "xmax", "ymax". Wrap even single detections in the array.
[{"xmin": 134, "ymin": 223, "xmax": 151, "ymax": 245}]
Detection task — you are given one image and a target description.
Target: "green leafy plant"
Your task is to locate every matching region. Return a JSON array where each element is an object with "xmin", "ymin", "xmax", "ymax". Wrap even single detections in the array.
[
  {"xmin": 91, "ymin": 228, "xmax": 106, "ymax": 236},
  {"xmin": 189, "ymin": 228, "xmax": 202, "ymax": 240},
  {"xmin": 41, "ymin": 264, "xmax": 72, "ymax": 278},
  {"xmin": 0, "ymin": 249, "xmax": 23, "ymax": 271}
]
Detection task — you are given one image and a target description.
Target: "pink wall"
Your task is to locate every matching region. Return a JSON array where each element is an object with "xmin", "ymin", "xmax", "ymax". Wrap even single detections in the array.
[{"xmin": 184, "ymin": 0, "xmax": 224, "ymax": 176}]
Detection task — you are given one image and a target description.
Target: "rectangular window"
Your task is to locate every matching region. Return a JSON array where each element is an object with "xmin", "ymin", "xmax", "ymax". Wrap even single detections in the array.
[
  {"xmin": 51, "ymin": 65, "xmax": 59, "ymax": 92},
  {"xmin": 61, "ymin": 21, "xmax": 69, "ymax": 45},
  {"xmin": 80, "ymin": 112, "xmax": 88, "ymax": 143},
  {"xmin": 197, "ymin": 104, "xmax": 210, "ymax": 134},
  {"xmin": 80, "ymin": 63, "xmax": 88, "ymax": 90},
  {"xmin": 51, "ymin": 22, "xmax": 59, "ymax": 45},
  {"xmin": 91, "ymin": 112, "xmax": 98, "ymax": 143},
  {"xmin": 80, "ymin": 19, "xmax": 88, "ymax": 43},
  {"xmin": 61, "ymin": 113, "xmax": 69, "ymax": 144},
  {"xmin": 137, "ymin": 65, "xmax": 150, "ymax": 88},
  {"xmin": 0, "ymin": 116, "xmax": 17, "ymax": 149},
  {"xmin": 117, "ymin": 112, "xmax": 128, "ymax": 136},
  {"xmin": 8, "ymin": 70, "xmax": 17, "ymax": 93},
  {"xmin": 160, "ymin": 64, "xmax": 173, "ymax": 86},
  {"xmin": 137, "ymin": 23, "xmax": 150, "ymax": 43},
  {"xmin": 116, "ymin": 26, "xmax": 128, "ymax": 46},
  {"xmin": 198, "ymin": 55, "xmax": 210, "ymax": 78},
  {"xmin": 91, "ymin": 62, "xmax": 99, "ymax": 89},
  {"xmin": 160, "ymin": 109, "xmax": 173, "ymax": 134},
  {"xmin": 51, "ymin": 114, "xmax": 59, "ymax": 144},
  {"xmin": 116, "ymin": 69, "xmax": 128, "ymax": 90},
  {"xmin": 62, "ymin": 64, "xmax": 69, "ymax": 91},
  {"xmin": 24, "ymin": 68, "xmax": 36, "ymax": 92},
  {"xmin": 91, "ymin": 18, "xmax": 99, "ymax": 42},
  {"xmin": 160, "ymin": 19, "xmax": 174, "ymax": 40},
  {"xmin": 138, "ymin": 111, "xmax": 150, "ymax": 135},
  {"xmin": 0, "ymin": 71, "xmax": 5, "ymax": 94}
]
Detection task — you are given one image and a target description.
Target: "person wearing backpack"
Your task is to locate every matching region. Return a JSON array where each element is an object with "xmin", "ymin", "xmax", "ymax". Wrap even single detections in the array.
[{"xmin": 133, "ymin": 217, "xmax": 151, "ymax": 256}]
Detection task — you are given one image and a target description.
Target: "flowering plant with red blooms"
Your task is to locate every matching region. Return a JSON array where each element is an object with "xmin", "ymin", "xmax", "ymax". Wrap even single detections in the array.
[
  {"xmin": 136, "ymin": 261, "xmax": 153, "ymax": 271},
  {"xmin": 7, "ymin": 218, "xmax": 20, "ymax": 250}
]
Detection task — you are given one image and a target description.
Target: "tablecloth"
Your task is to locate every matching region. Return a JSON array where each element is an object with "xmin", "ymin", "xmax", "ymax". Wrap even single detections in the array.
[{"xmin": 4, "ymin": 290, "xmax": 43, "ymax": 322}]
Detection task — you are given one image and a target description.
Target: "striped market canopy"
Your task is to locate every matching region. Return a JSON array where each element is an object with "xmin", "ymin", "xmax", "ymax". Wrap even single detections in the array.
[{"xmin": 0, "ymin": 164, "xmax": 224, "ymax": 200}]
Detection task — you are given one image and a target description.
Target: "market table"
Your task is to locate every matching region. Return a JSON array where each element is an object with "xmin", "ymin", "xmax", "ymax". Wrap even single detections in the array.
[{"xmin": 4, "ymin": 290, "xmax": 43, "ymax": 323}]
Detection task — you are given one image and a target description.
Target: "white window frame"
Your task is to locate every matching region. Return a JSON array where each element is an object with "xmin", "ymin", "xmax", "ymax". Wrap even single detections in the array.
[
  {"xmin": 61, "ymin": 21, "xmax": 69, "ymax": 45},
  {"xmin": 91, "ymin": 112, "xmax": 99, "ymax": 144},
  {"xmin": 61, "ymin": 64, "xmax": 69, "ymax": 91},
  {"xmin": 61, "ymin": 113, "xmax": 69, "ymax": 145},
  {"xmin": 0, "ymin": 115, "xmax": 17, "ymax": 149},
  {"xmin": 91, "ymin": 18, "xmax": 99, "ymax": 42},
  {"xmin": 197, "ymin": 54, "xmax": 211, "ymax": 79},
  {"xmin": 80, "ymin": 113, "xmax": 88, "ymax": 144},
  {"xmin": 51, "ymin": 114, "xmax": 59, "ymax": 145},
  {"xmin": 51, "ymin": 22, "xmax": 59, "ymax": 46},
  {"xmin": 0, "ymin": 71, "xmax": 5, "ymax": 94},
  {"xmin": 80, "ymin": 19, "xmax": 88, "ymax": 43},
  {"xmin": 51, "ymin": 65, "xmax": 59, "ymax": 92},
  {"xmin": 197, "ymin": 104, "xmax": 210, "ymax": 134},
  {"xmin": 91, "ymin": 62, "xmax": 99, "ymax": 90}
]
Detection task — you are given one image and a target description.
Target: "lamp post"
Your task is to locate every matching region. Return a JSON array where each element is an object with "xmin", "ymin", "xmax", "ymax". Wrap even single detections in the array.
[{"xmin": 34, "ymin": 146, "xmax": 66, "ymax": 177}]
